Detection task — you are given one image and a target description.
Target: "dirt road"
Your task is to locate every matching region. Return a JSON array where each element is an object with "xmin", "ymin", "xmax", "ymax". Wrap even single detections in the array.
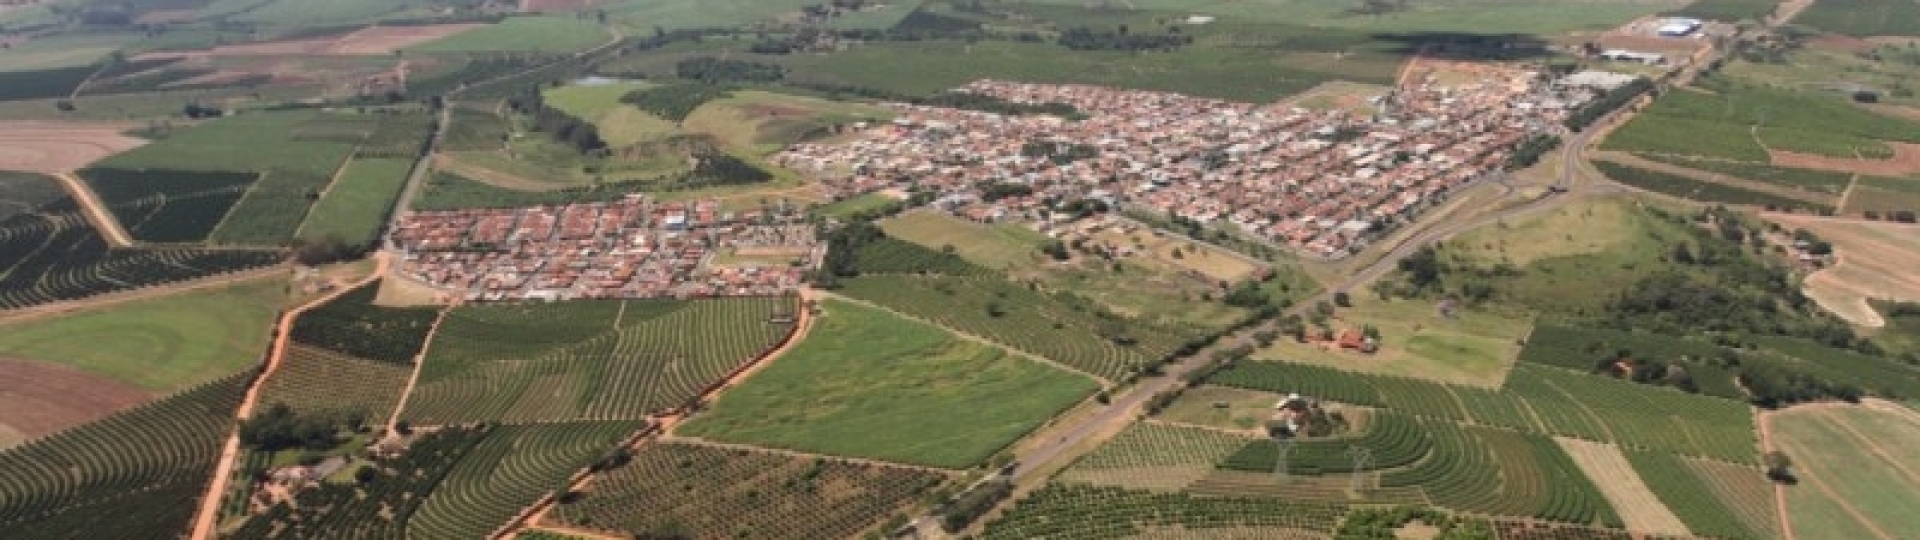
[
  {"xmin": 186, "ymin": 254, "xmax": 389, "ymax": 540},
  {"xmin": 51, "ymin": 171, "xmax": 133, "ymax": 247}
]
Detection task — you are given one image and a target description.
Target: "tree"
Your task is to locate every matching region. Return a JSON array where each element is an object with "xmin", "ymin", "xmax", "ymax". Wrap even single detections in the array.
[
  {"xmin": 1332, "ymin": 291, "xmax": 1352, "ymax": 307},
  {"xmin": 353, "ymin": 465, "xmax": 378, "ymax": 485},
  {"xmin": 1764, "ymin": 451, "xmax": 1795, "ymax": 483}
]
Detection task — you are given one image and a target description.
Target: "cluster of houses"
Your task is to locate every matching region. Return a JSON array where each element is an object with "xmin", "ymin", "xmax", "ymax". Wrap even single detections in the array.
[
  {"xmin": 387, "ymin": 195, "xmax": 819, "ymax": 302},
  {"xmin": 777, "ymin": 70, "xmax": 1599, "ymax": 259}
]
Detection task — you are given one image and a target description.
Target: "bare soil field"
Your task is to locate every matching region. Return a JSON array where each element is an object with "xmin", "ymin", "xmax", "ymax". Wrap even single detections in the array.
[
  {"xmin": 0, "ymin": 121, "xmax": 147, "ymax": 174},
  {"xmin": 1555, "ymin": 437, "xmax": 1692, "ymax": 537},
  {"xmin": 0, "ymin": 358, "xmax": 152, "ymax": 449},
  {"xmin": 1770, "ymin": 142, "xmax": 1920, "ymax": 177},
  {"xmin": 1765, "ymin": 214, "xmax": 1920, "ymax": 327},
  {"xmin": 1808, "ymin": 34, "xmax": 1876, "ymax": 53}
]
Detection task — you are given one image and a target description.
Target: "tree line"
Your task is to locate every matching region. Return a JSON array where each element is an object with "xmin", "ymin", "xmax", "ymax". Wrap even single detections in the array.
[
  {"xmin": 675, "ymin": 57, "xmax": 784, "ymax": 83},
  {"xmin": 506, "ymin": 87, "xmax": 607, "ymax": 154},
  {"xmin": 1058, "ymin": 26, "xmax": 1195, "ymax": 52},
  {"xmin": 1564, "ymin": 77, "xmax": 1653, "ymax": 131}
]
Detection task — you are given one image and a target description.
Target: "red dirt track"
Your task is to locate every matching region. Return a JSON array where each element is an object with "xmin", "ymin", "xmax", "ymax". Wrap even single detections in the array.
[
  {"xmin": 1770, "ymin": 142, "xmax": 1920, "ymax": 177},
  {"xmin": 0, "ymin": 359, "xmax": 152, "ymax": 444}
]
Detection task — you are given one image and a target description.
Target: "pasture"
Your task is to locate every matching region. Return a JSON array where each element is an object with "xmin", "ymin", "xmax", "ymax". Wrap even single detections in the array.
[
  {"xmin": 1255, "ymin": 294, "xmax": 1531, "ymax": 388},
  {"xmin": 880, "ymin": 210, "xmax": 1048, "ymax": 272},
  {"xmin": 0, "ymin": 276, "xmax": 285, "ymax": 393},
  {"xmin": 1154, "ymin": 385, "xmax": 1291, "ymax": 433},
  {"xmin": 402, "ymin": 297, "xmax": 796, "ymax": 423},
  {"xmin": 814, "ymin": 191, "xmax": 903, "ymax": 220},
  {"xmin": 681, "ymin": 90, "xmax": 893, "ymax": 155},
  {"xmin": 408, "ymin": 16, "xmax": 612, "ymax": 54},
  {"xmin": 1017, "ymin": 0, "xmax": 1685, "ymax": 35},
  {"xmin": 1773, "ymin": 404, "xmax": 1920, "ymax": 537},
  {"xmin": 0, "ymin": 33, "xmax": 137, "ymax": 72},
  {"xmin": 297, "ymin": 157, "xmax": 413, "ymax": 250},
  {"xmin": 678, "ymin": 299, "xmax": 1096, "ymax": 469},
  {"xmin": 1793, "ymin": 0, "xmax": 1920, "ymax": 37},
  {"xmin": 1842, "ymin": 175, "xmax": 1920, "ymax": 217},
  {"xmin": 542, "ymin": 80, "xmax": 679, "ymax": 148},
  {"xmin": 548, "ymin": 441, "xmax": 946, "ymax": 540},
  {"xmin": 99, "ymin": 110, "xmax": 357, "ymax": 178},
  {"xmin": 1765, "ymin": 214, "xmax": 1920, "ymax": 327}
]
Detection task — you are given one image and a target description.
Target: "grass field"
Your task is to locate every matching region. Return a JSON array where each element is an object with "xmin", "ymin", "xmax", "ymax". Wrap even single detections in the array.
[
  {"xmin": 814, "ymin": 192, "xmax": 902, "ymax": 220},
  {"xmin": 99, "ymin": 110, "xmax": 357, "ymax": 178},
  {"xmin": 679, "ymin": 299, "xmax": 1096, "ymax": 469},
  {"xmin": 1056, "ymin": 421, "xmax": 1253, "ymax": 491},
  {"xmin": 0, "ymin": 276, "xmax": 285, "ymax": 393},
  {"xmin": 1773, "ymin": 405, "xmax": 1920, "ymax": 536},
  {"xmin": 542, "ymin": 81, "xmax": 680, "ymax": 148},
  {"xmin": 297, "ymin": 157, "xmax": 412, "ymax": 249},
  {"xmin": 881, "ymin": 210, "xmax": 1049, "ymax": 272},
  {"xmin": 1723, "ymin": 46, "xmax": 1920, "ymax": 109},
  {"xmin": 1793, "ymin": 0, "xmax": 1920, "ymax": 37},
  {"xmin": 1155, "ymin": 386, "xmax": 1291, "ymax": 433},
  {"xmin": 0, "ymin": 33, "xmax": 137, "ymax": 72},
  {"xmin": 409, "ymin": 16, "xmax": 611, "ymax": 54},
  {"xmin": 231, "ymin": 0, "xmax": 404, "ymax": 24},
  {"xmin": 681, "ymin": 90, "xmax": 892, "ymax": 155},
  {"xmin": 599, "ymin": 0, "xmax": 817, "ymax": 31},
  {"xmin": 1255, "ymin": 294, "xmax": 1531, "ymax": 388},
  {"xmin": 1020, "ymin": 0, "xmax": 1684, "ymax": 34}
]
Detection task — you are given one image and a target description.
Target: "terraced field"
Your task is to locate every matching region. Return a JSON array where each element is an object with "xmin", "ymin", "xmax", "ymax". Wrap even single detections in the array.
[
  {"xmin": 0, "ymin": 374, "xmax": 246, "ymax": 536},
  {"xmin": 1057, "ymin": 422, "xmax": 1253, "ymax": 490},
  {"xmin": 1626, "ymin": 449, "xmax": 1770, "ymax": 540},
  {"xmin": 547, "ymin": 441, "xmax": 945, "ymax": 540},
  {"xmin": 408, "ymin": 422, "xmax": 640, "ymax": 539},
  {"xmin": 255, "ymin": 344, "xmax": 411, "ymax": 420},
  {"xmin": 402, "ymin": 297, "xmax": 795, "ymax": 424}
]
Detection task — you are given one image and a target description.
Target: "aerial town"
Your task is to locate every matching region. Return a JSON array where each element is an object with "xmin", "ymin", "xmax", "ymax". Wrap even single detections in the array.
[
  {"xmin": 778, "ymin": 67, "xmax": 1616, "ymax": 258},
  {"xmin": 387, "ymin": 196, "xmax": 819, "ymax": 301}
]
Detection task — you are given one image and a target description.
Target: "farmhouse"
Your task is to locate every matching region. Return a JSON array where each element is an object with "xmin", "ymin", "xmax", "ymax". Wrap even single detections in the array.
[{"xmin": 1598, "ymin": 49, "xmax": 1665, "ymax": 65}]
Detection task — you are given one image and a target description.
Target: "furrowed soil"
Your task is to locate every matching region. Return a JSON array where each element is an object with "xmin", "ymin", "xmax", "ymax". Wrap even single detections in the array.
[{"xmin": 0, "ymin": 121, "xmax": 147, "ymax": 174}]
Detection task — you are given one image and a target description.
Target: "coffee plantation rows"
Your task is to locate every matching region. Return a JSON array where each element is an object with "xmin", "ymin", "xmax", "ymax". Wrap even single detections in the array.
[
  {"xmin": 1221, "ymin": 412, "xmax": 1431, "ymax": 475},
  {"xmin": 1184, "ymin": 470, "xmax": 1431, "ymax": 505},
  {"xmin": 977, "ymin": 484, "xmax": 1347, "ymax": 539},
  {"xmin": 1378, "ymin": 420, "xmax": 1620, "ymax": 526},
  {"xmin": 1208, "ymin": 361, "xmax": 1758, "ymax": 463},
  {"xmin": 0, "ymin": 374, "xmax": 247, "ymax": 537},
  {"xmin": 406, "ymin": 422, "xmax": 640, "ymax": 539},
  {"xmin": 1057, "ymin": 422, "xmax": 1252, "ymax": 491},
  {"xmin": 402, "ymin": 297, "xmax": 796, "ymax": 423},
  {"xmin": 0, "ymin": 211, "xmax": 282, "ymax": 309},
  {"xmin": 79, "ymin": 167, "xmax": 260, "ymax": 244},
  {"xmin": 838, "ymin": 274, "xmax": 1187, "ymax": 381},
  {"xmin": 1624, "ymin": 449, "xmax": 1765, "ymax": 540},
  {"xmin": 288, "ymin": 281, "xmax": 442, "ymax": 364},
  {"xmin": 1519, "ymin": 325, "xmax": 1746, "ymax": 400},
  {"xmin": 0, "ymin": 172, "xmax": 69, "ymax": 220},
  {"xmin": 208, "ymin": 169, "xmax": 338, "ymax": 246},
  {"xmin": 548, "ymin": 441, "xmax": 945, "ymax": 539},
  {"xmin": 255, "ymin": 344, "xmax": 412, "ymax": 420},
  {"xmin": 1336, "ymin": 507, "xmax": 1495, "ymax": 540}
]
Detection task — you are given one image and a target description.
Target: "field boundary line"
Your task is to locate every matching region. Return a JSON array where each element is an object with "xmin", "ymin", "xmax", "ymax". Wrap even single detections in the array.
[
  {"xmin": 384, "ymin": 303, "xmax": 455, "ymax": 434},
  {"xmin": 660, "ymin": 435, "xmax": 960, "ymax": 474},
  {"xmin": 815, "ymin": 290, "xmax": 1112, "ymax": 386},
  {"xmin": 205, "ymin": 170, "xmax": 269, "ymax": 242},
  {"xmin": 51, "ymin": 171, "xmax": 134, "ymax": 248},
  {"xmin": 1536, "ymin": 376, "xmax": 1620, "ymax": 442},
  {"xmin": 186, "ymin": 254, "xmax": 389, "ymax": 540},
  {"xmin": 1773, "ymin": 425, "xmax": 1897, "ymax": 540},
  {"xmin": 1816, "ymin": 408, "xmax": 1920, "ymax": 487},
  {"xmin": 0, "ymin": 265, "xmax": 287, "ymax": 324},
  {"xmin": 1139, "ymin": 417, "xmax": 1265, "ymax": 438}
]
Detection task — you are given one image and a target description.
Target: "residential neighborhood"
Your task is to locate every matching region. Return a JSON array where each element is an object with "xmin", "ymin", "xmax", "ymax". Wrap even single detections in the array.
[
  {"xmin": 386, "ymin": 196, "xmax": 819, "ymax": 301},
  {"xmin": 778, "ymin": 67, "xmax": 1609, "ymax": 258}
]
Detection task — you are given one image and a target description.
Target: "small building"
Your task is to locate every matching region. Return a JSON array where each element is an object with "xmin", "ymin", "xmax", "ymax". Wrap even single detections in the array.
[
  {"xmin": 1559, "ymin": 70, "xmax": 1640, "ymax": 92},
  {"xmin": 1657, "ymin": 18, "xmax": 1702, "ymax": 37}
]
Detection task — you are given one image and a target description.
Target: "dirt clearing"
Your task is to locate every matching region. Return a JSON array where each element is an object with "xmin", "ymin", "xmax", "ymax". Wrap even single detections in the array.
[
  {"xmin": 1554, "ymin": 437, "xmax": 1693, "ymax": 537},
  {"xmin": 0, "ymin": 121, "xmax": 147, "ymax": 174},
  {"xmin": 1764, "ymin": 214, "xmax": 1920, "ymax": 327},
  {"xmin": 1770, "ymin": 142, "xmax": 1920, "ymax": 177},
  {"xmin": 0, "ymin": 358, "xmax": 153, "ymax": 449}
]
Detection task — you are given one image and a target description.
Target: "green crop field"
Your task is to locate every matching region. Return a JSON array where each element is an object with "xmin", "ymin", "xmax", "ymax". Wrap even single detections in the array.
[
  {"xmin": 0, "ymin": 276, "xmax": 284, "ymax": 393},
  {"xmin": 297, "ymin": 157, "xmax": 412, "ymax": 250},
  {"xmin": 681, "ymin": 90, "xmax": 893, "ymax": 155},
  {"xmin": 1603, "ymin": 81, "xmax": 1920, "ymax": 163},
  {"xmin": 679, "ymin": 299, "xmax": 1096, "ymax": 469},
  {"xmin": 1019, "ymin": 0, "xmax": 1683, "ymax": 34},
  {"xmin": 815, "ymin": 192, "xmax": 904, "ymax": 220},
  {"xmin": 1664, "ymin": 0, "xmax": 1778, "ymax": 21},
  {"xmin": 1793, "ymin": 0, "xmax": 1920, "ymax": 37},
  {"xmin": 980, "ymin": 484, "xmax": 1347, "ymax": 540},
  {"xmin": 0, "ymin": 374, "xmax": 246, "ymax": 537},
  {"xmin": 542, "ymin": 81, "xmax": 679, "ymax": 148},
  {"xmin": 100, "ymin": 111, "xmax": 358, "ymax": 178},
  {"xmin": 403, "ymin": 297, "xmax": 796, "ymax": 424},
  {"xmin": 289, "ymin": 280, "xmax": 440, "ymax": 365},
  {"xmin": 255, "ymin": 344, "xmax": 411, "ymax": 420},
  {"xmin": 231, "ymin": 0, "xmax": 404, "ymax": 24},
  {"xmin": 1596, "ymin": 161, "xmax": 1834, "ymax": 213},
  {"xmin": 1634, "ymin": 153, "xmax": 1854, "ymax": 195},
  {"xmin": 549, "ymin": 441, "xmax": 946, "ymax": 539},
  {"xmin": 1773, "ymin": 406, "xmax": 1920, "ymax": 535},
  {"xmin": 406, "ymin": 422, "xmax": 639, "ymax": 539},
  {"xmin": 0, "ymin": 33, "xmax": 137, "ymax": 72},
  {"xmin": 1057, "ymin": 421, "xmax": 1253, "ymax": 491},
  {"xmin": 838, "ymin": 274, "xmax": 1191, "ymax": 381},
  {"xmin": 1625, "ymin": 449, "xmax": 1769, "ymax": 540},
  {"xmin": 409, "ymin": 16, "xmax": 612, "ymax": 54},
  {"xmin": 598, "ymin": 0, "xmax": 819, "ymax": 31}
]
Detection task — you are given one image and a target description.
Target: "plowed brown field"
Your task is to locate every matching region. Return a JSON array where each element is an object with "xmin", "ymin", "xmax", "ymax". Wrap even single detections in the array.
[{"xmin": 0, "ymin": 358, "xmax": 152, "ymax": 450}]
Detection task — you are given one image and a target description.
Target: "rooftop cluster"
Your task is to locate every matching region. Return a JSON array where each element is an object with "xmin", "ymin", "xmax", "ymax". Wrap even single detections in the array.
[
  {"xmin": 779, "ymin": 70, "xmax": 1597, "ymax": 258},
  {"xmin": 389, "ymin": 196, "xmax": 818, "ymax": 302}
]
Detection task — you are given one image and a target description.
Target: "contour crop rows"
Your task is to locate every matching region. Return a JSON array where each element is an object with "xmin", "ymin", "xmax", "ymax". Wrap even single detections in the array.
[
  {"xmin": 255, "ymin": 344, "xmax": 413, "ymax": 420},
  {"xmin": 547, "ymin": 441, "xmax": 945, "ymax": 539},
  {"xmin": 0, "ymin": 374, "xmax": 247, "ymax": 538},
  {"xmin": 979, "ymin": 484, "xmax": 1347, "ymax": 540},
  {"xmin": 287, "ymin": 281, "xmax": 442, "ymax": 365},
  {"xmin": 402, "ymin": 297, "xmax": 796, "ymax": 424},
  {"xmin": 1057, "ymin": 421, "xmax": 1254, "ymax": 491}
]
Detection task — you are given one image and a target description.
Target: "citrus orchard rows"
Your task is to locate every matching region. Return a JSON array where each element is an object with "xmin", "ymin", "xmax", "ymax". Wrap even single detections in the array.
[
  {"xmin": 400, "ymin": 296, "xmax": 798, "ymax": 423},
  {"xmin": 0, "ymin": 374, "xmax": 247, "ymax": 537},
  {"xmin": 547, "ymin": 441, "xmax": 946, "ymax": 539}
]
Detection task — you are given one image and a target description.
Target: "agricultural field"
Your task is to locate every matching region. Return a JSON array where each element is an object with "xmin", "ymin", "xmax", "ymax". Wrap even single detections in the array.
[
  {"xmin": 0, "ymin": 33, "xmax": 138, "ymax": 72},
  {"xmin": 1634, "ymin": 153, "xmax": 1855, "ymax": 195},
  {"xmin": 1516, "ymin": 324, "xmax": 1745, "ymax": 400},
  {"xmin": 0, "ymin": 275, "xmax": 284, "ymax": 393},
  {"xmin": 288, "ymin": 280, "xmax": 442, "ymax": 365},
  {"xmin": 1772, "ymin": 404, "xmax": 1920, "ymax": 537},
  {"xmin": 403, "ymin": 297, "xmax": 795, "ymax": 424},
  {"xmin": 1553, "ymin": 438, "xmax": 1689, "ymax": 536},
  {"xmin": 1057, "ymin": 421, "xmax": 1253, "ymax": 491},
  {"xmin": 541, "ymin": 80, "xmax": 678, "ymax": 148},
  {"xmin": 1253, "ymin": 293, "xmax": 1531, "ymax": 387},
  {"xmin": 1602, "ymin": 80, "xmax": 1920, "ymax": 162},
  {"xmin": 405, "ymin": 422, "xmax": 640, "ymax": 539},
  {"xmin": 1154, "ymin": 385, "xmax": 1294, "ymax": 433},
  {"xmin": 0, "ymin": 373, "xmax": 245, "ymax": 537},
  {"xmin": 296, "ymin": 157, "xmax": 413, "ymax": 250},
  {"xmin": 680, "ymin": 90, "xmax": 893, "ymax": 155},
  {"xmin": 1625, "ymin": 449, "xmax": 1777, "ymax": 540},
  {"xmin": 408, "ymin": 16, "xmax": 612, "ymax": 54},
  {"xmin": 1597, "ymin": 160, "xmax": 1837, "ymax": 213},
  {"xmin": 1014, "ymin": 0, "xmax": 1683, "ymax": 35},
  {"xmin": 1843, "ymin": 175, "xmax": 1920, "ymax": 217},
  {"xmin": 78, "ymin": 167, "xmax": 257, "ymax": 244},
  {"xmin": 1766, "ymin": 214, "xmax": 1920, "ymax": 327},
  {"xmin": 880, "ymin": 210, "xmax": 1050, "ymax": 272},
  {"xmin": 1793, "ymin": 0, "xmax": 1920, "ymax": 37},
  {"xmin": 677, "ymin": 299, "xmax": 1095, "ymax": 469},
  {"xmin": 979, "ymin": 484, "xmax": 1347, "ymax": 540},
  {"xmin": 547, "ymin": 440, "xmax": 946, "ymax": 540},
  {"xmin": 836, "ymin": 274, "xmax": 1191, "ymax": 381},
  {"xmin": 0, "ymin": 122, "xmax": 148, "ymax": 174},
  {"xmin": 1664, "ymin": 0, "xmax": 1780, "ymax": 21},
  {"xmin": 255, "ymin": 344, "xmax": 411, "ymax": 421},
  {"xmin": 97, "ymin": 111, "xmax": 358, "ymax": 178}
]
